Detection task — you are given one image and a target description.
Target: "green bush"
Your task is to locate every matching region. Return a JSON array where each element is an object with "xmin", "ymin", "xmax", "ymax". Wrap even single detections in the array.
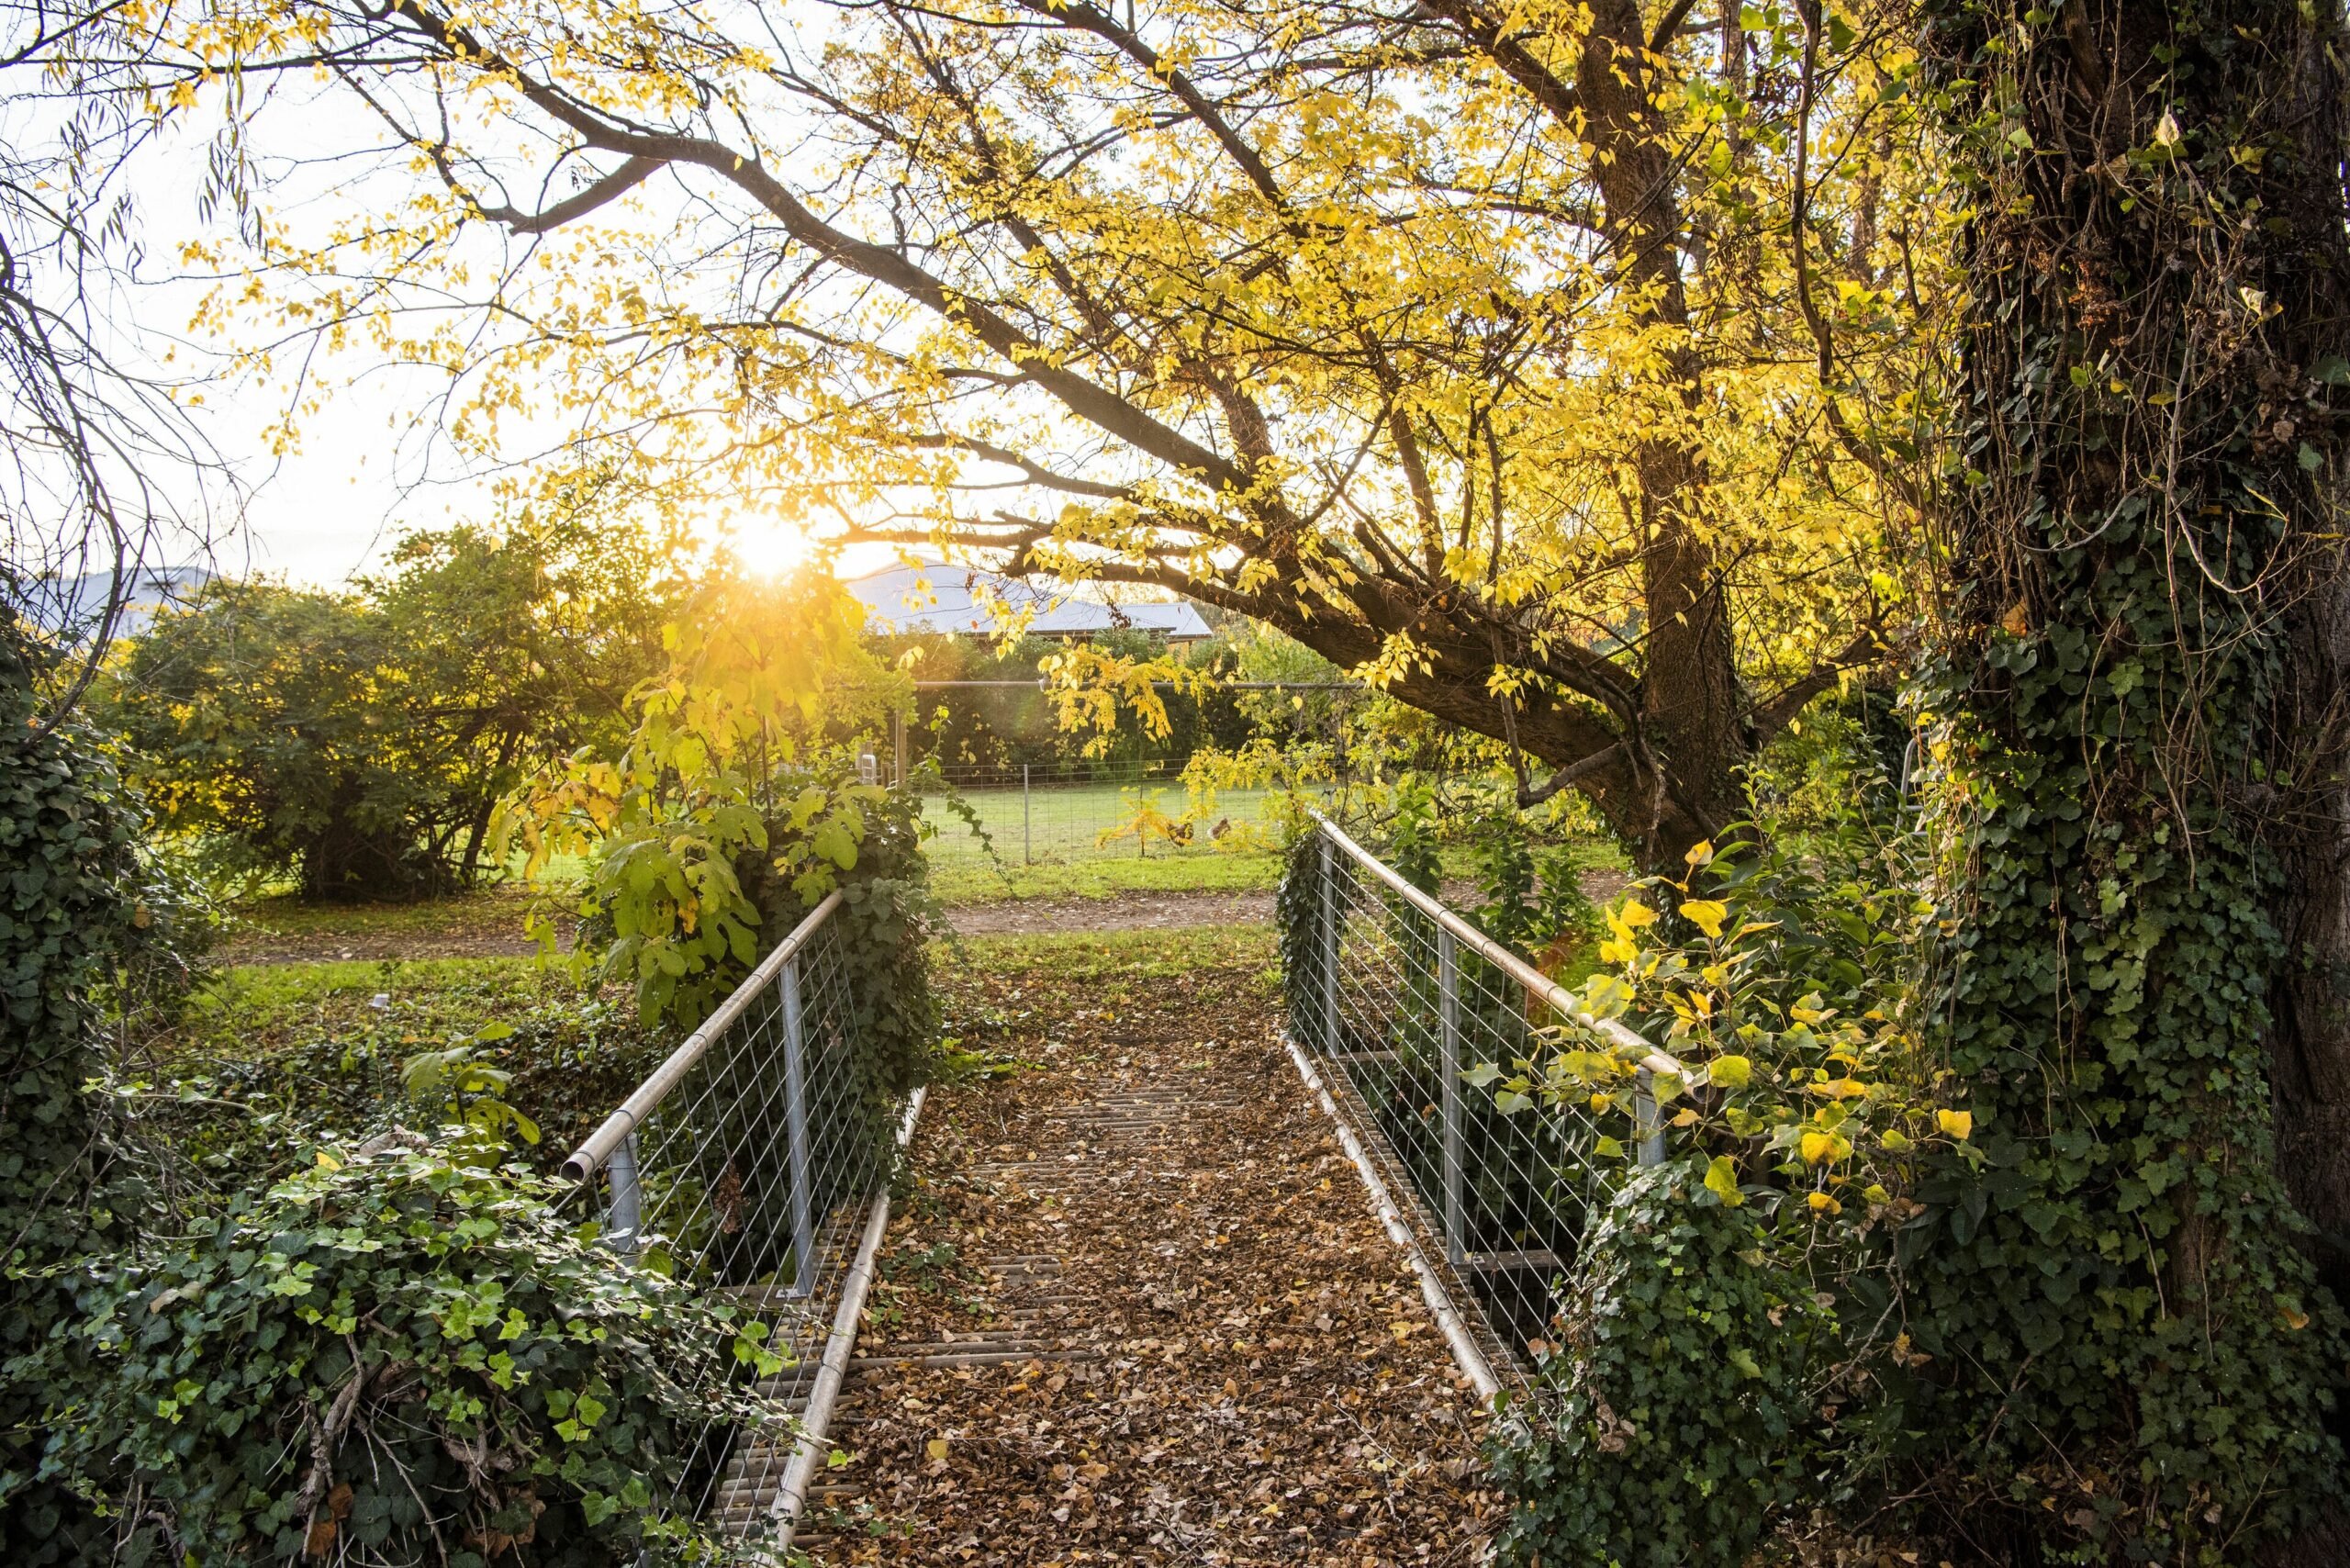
[
  {"xmin": 51, "ymin": 1136, "xmax": 787, "ymax": 1566},
  {"xmin": 0, "ymin": 595, "xmax": 186, "ymax": 1560},
  {"xmin": 100, "ymin": 514, "xmax": 671, "ymax": 902},
  {"xmin": 1490, "ymin": 1161, "xmax": 1839, "ymax": 1568}
]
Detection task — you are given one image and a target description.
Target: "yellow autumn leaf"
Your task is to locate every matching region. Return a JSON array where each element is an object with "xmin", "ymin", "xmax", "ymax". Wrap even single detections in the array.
[
  {"xmin": 1704, "ymin": 1155, "xmax": 1743, "ymax": 1206},
  {"xmin": 1707, "ymin": 1054, "xmax": 1752, "ymax": 1089},
  {"xmin": 1800, "ymin": 1130, "xmax": 1841, "ymax": 1165},
  {"xmin": 1937, "ymin": 1109, "xmax": 1975, "ymax": 1141},
  {"xmin": 925, "ymin": 1439, "xmax": 949, "ymax": 1462},
  {"xmin": 1684, "ymin": 839, "xmax": 1715, "ymax": 868},
  {"xmin": 1807, "ymin": 1192, "xmax": 1842, "ymax": 1215},
  {"xmin": 1679, "ymin": 899, "xmax": 1728, "ymax": 938}
]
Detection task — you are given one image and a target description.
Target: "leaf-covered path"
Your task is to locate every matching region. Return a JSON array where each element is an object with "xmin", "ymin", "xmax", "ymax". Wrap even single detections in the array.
[{"xmin": 796, "ymin": 930, "xmax": 1496, "ymax": 1564}]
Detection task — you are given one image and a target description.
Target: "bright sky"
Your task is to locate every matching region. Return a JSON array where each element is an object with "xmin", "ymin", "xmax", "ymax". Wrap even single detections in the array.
[{"xmin": 80, "ymin": 83, "xmax": 874, "ymax": 590}]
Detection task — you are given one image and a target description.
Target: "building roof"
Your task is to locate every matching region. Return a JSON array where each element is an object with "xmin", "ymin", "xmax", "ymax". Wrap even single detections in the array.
[{"xmin": 846, "ymin": 562, "xmax": 1211, "ymax": 642}]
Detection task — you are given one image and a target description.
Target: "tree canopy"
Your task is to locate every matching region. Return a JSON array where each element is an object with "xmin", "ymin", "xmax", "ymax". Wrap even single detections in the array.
[
  {"xmin": 100, "ymin": 502, "xmax": 677, "ymax": 897},
  {"xmin": 138, "ymin": 0, "xmax": 1943, "ymax": 864}
]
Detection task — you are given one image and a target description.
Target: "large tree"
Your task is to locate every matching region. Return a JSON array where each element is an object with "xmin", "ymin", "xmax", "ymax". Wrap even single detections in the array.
[
  {"xmin": 164, "ymin": 0, "xmax": 1937, "ymax": 867},
  {"xmin": 1910, "ymin": 0, "xmax": 2350, "ymax": 1559},
  {"xmin": 101, "ymin": 505, "xmax": 676, "ymax": 899}
]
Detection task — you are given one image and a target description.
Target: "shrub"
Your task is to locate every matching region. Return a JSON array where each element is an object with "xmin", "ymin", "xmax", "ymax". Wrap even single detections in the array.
[
  {"xmin": 98, "ymin": 513, "xmax": 673, "ymax": 902},
  {"xmin": 1490, "ymin": 1161, "xmax": 1839, "ymax": 1568},
  {"xmin": 0, "ymin": 596, "xmax": 188, "ymax": 1561},
  {"xmin": 51, "ymin": 1136, "xmax": 788, "ymax": 1566}
]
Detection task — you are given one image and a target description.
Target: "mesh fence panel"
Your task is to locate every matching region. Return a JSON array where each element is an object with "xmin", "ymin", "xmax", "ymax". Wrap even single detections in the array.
[
  {"xmin": 568, "ymin": 898, "xmax": 903, "ymax": 1550},
  {"xmin": 1292, "ymin": 825, "xmax": 1670, "ymax": 1374}
]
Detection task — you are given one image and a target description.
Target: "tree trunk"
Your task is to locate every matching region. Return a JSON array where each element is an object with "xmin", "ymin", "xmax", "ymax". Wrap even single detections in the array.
[
  {"xmin": 1910, "ymin": 0, "xmax": 2350, "ymax": 1560},
  {"xmin": 2266, "ymin": 578, "xmax": 2350, "ymax": 1561}
]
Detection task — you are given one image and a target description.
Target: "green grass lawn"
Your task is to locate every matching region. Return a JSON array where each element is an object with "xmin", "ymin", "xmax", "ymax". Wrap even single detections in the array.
[{"xmin": 921, "ymin": 779, "xmax": 1293, "ymax": 899}]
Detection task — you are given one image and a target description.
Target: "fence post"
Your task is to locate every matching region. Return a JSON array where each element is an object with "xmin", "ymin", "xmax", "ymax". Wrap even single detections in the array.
[
  {"xmin": 1023, "ymin": 763, "xmax": 1032, "ymax": 864},
  {"xmin": 605, "ymin": 1132, "xmax": 643, "ymax": 1256},
  {"xmin": 1320, "ymin": 831, "xmax": 1343, "ymax": 1056},
  {"xmin": 891, "ymin": 709, "xmax": 908, "ymax": 788},
  {"xmin": 781, "ymin": 958, "xmax": 819, "ymax": 1297},
  {"xmin": 1437, "ymin": 925, "xmax": 1465, "ymax": 1266},
  {"xmin": 1634, "ymin": 1067, "xmax": 1666, "ymax": 1168}
]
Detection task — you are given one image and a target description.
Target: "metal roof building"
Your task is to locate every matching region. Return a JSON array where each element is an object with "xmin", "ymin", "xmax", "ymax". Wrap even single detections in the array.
[{"xmin": 846, "ymin": 562, "xmax": 1211, "ymax": 644}]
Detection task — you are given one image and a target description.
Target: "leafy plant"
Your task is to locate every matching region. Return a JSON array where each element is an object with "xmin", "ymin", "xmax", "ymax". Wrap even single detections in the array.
[
  {"xmin": 1094, "ymin": 788, "xmax": 1186, "ymax": 857},
  {"xmin": 1490, "ymin": 1162, "xmax": 1841, "ymax": 1568},
  {"xmin": 0, "ymin": 599, "xmax": 191, "ymax": 1561},
  {"xmin": 1473, "ymin": 802, "xmax": 1943, "ymax": 1562},
  {"xmin": 402, "ymin": 1022, "xmax": 543, "ymax": 1149},
  {"xmin": 498, "ymin": 566, "xmax": 903, "ymax": 1027},
  {"xmin": 50, "ymin": 1137, "xmax": 789, "ymax": 1566}
]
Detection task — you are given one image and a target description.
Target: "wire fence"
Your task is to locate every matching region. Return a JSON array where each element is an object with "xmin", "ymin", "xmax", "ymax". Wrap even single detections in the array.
[
  {"xmin": 560, "ymin": 891, "xmax": 913, "ymax": 1553},
  {"xmin": 1287, "ymin": 813, "xmax": 1681, "ymax": 1372},
  {"xmin": 918, "ymin": 756, "xmax": 1338, "ymax": 867},
  {"xmin": 897, "ymin": 678, "xmax": 1526, "ymax": 869}
]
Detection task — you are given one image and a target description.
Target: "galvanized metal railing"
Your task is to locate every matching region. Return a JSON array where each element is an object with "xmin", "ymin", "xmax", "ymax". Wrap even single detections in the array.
[
  {"xmin": 562, "ymin": 890, "xmax": 919, "ymax": 1551},
  {"xmin": 1291, "ymin": 811, "xmax": 1684, "ymax": 1372}
]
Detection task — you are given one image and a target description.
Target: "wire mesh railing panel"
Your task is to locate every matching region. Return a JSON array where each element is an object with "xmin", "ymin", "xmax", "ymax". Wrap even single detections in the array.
[
  {"xmin": 562, "ymin": 894, "xmax": 906, "ymax": 1548},
  {"xmin": 1293, "ymin": 822, "xmax": 1673, "ymax": 1368}
]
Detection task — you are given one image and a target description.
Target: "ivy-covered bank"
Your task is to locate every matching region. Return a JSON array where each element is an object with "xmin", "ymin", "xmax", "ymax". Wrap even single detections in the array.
[
  {"xmin": 0, "ymin": 604, "xmax": 168, "ymax": 1560},
  {"xmin": 0, "ymin": 581, "xmax": 946, "ymax": 1561},
  {"xmin": 1905, "ymin": 0, "xmax": 2350, "ymax": 1558}
]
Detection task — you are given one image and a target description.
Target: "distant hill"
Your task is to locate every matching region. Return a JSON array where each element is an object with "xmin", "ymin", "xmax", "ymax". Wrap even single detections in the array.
[{"xmin": 33, "ymin": 564, "xmax": 214, "ymax": 642}]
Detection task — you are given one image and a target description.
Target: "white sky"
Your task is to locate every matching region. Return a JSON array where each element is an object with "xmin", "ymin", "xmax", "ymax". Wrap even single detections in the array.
[{"xmin": 87, "ymin": 79, "xmax": 856, "ymax": 589}]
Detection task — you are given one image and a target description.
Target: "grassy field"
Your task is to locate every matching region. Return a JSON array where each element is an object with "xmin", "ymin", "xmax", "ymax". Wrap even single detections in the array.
[{"xmin": 921, "ymin": 779, "xmax": 1293, "ymax": 902}]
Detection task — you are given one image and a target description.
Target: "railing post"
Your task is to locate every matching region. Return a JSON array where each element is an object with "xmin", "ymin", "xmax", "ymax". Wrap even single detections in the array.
[
  {"xmin": 1634, "ymin": 1066, "xmax": 1666, "ymax": 1168},
  {"xmin": 1437, "ymin": 925, "xmax": 1465, "ymax": 1266},
  {"xmin": 1023, "ymin": 763, "xmax": 1032, "ymax": 864},
  {"xmin": 1320, "ymin": 831, "xmax": 1343, "ymax": 1056},
  {"xmin": 781, "ymin": 957, "xmax": 818, "ymax": 1297},
  {"xmin": 605, "ymin": 1132, "xmax": 642, "ymax": 1256},
  {"xmin": 891, "ymin": 710, "xmax": 907, "ymax": 788}
]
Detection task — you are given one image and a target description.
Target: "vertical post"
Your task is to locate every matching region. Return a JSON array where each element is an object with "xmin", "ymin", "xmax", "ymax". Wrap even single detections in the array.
[
  {"xmin": 605, "ymin": 1132, "xmax": 642, "ymax": 1256},
  {"xmin": 1023, "ymin": 763, "xmax": 1032, "ymax": 864},
  {"xmin": 781, "ymin": 958, "xmax": 818, "ymax": 1297},
  {"xmin": 1335, "ymin": 697, "xmax": 1349, "ymax": 807},
  {"xmin": 1438, "ymin": 925, "xmax": 1465, "ymax": 1267},
  {"xmin": 1634, "ymin": 1066, "xmax": 1666, "ymax": 1168},
  {"xmin": 1320, "ymin": 832, "xmax": 1343, "ymax": 1056},
  {"xmin": 891, "ymin": 709, "xmax": 908, "ymax": 789}
]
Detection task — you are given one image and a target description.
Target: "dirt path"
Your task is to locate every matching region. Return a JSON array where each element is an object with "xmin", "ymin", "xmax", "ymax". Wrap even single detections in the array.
[
  {"xmin": 942, "ymin": 889, "xmax": 1276, "ymax": 936},
  {"xmin": 797, "ymin": 941, "xmax": 1496, "ymax": 1564},
  {"xmin": 220, "ymin": 870, "xmax": 1630, "ymax": 961}
]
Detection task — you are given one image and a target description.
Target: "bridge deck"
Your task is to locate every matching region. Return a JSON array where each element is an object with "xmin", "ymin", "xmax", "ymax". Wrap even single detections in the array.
[{"xmin": 779, "ymin": 935, "xmax": 1497, "ymax": 1565}]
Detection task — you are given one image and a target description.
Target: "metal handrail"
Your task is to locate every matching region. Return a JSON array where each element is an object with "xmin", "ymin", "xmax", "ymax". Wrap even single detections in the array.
[
  {"xmin": 561, "ymin": 889, "xmax": 846, "ymax": 1184},
  {"xmin": 1308, "ymin": 811, "xmax": 1685, "ymax": 1081}
]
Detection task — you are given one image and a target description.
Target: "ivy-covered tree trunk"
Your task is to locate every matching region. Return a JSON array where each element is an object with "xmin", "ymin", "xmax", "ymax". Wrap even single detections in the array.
[
  {"xmin": 2267, "ymin": 574, "xmax": 2350, "ymax": 1562},
  {"xmin": 1911, "ymin": 0, "xmax": 2350, "ymax": 1560}
]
